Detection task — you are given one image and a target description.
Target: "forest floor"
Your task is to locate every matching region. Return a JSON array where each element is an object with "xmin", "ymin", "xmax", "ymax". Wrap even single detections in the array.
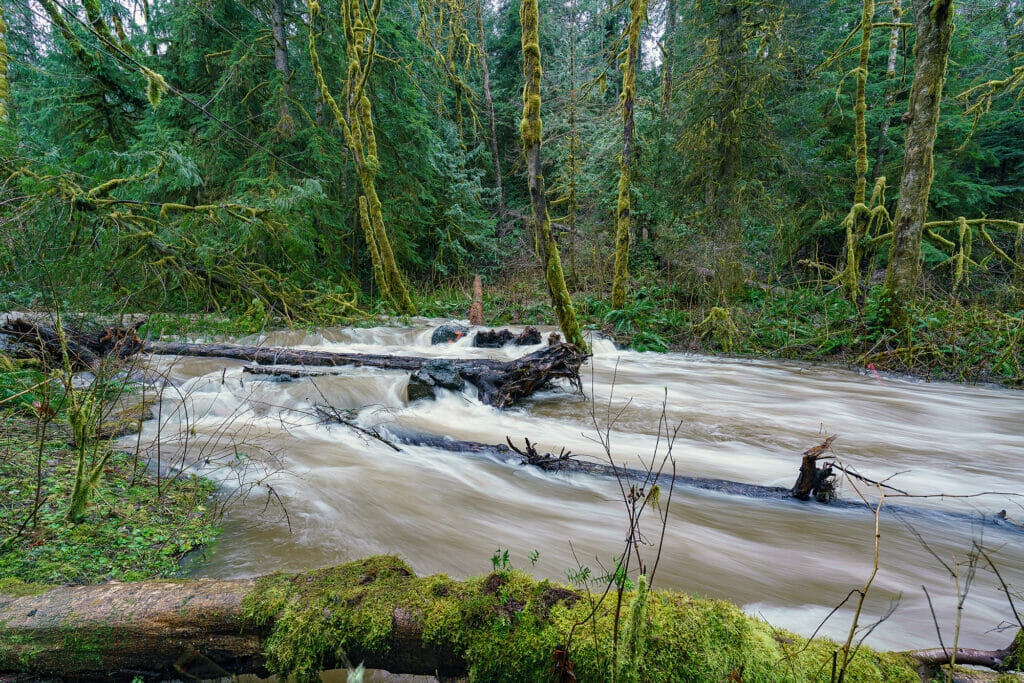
[{"xmin": 0, "ymin": 361, "xmax": 219, "ymax": 587}]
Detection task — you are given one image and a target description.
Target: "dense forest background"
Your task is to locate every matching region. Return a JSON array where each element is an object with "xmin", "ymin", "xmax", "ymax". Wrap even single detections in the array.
[{"xmin": 0, "ymin": 0, "xmax": 1021, "ymax": 334}]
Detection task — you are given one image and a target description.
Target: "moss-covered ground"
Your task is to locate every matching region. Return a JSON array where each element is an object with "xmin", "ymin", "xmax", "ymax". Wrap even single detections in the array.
[{"xmin": 0, "ymin": 362, "xmax": 220, "ymax": 585}]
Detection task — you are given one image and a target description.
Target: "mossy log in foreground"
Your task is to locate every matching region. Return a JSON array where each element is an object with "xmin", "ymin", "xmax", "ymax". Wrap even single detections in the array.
[{"xmin": 2, "ymin": 556, "xmax": 1019, "ymax": 681}]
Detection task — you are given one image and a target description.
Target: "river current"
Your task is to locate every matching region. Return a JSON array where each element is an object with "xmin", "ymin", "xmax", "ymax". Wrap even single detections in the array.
[{"xmin": 131, "ymin": 320, "xmax": 1024, "ymax": 653}]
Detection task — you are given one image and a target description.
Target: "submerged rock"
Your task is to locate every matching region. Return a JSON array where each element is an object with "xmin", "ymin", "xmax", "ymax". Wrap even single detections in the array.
[
  {"xmin": 430, "ymin": 324, "xmax": 469, "ymax": 345},
  {"xmin": 407, "ymin": 359, "xmax": 465, "ymax": 401}
]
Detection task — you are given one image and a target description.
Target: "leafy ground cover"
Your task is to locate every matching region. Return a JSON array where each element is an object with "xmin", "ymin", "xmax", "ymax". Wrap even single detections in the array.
[{"xmin": 0, "ymin": 362, "xmax": 219, "ymax": 585}]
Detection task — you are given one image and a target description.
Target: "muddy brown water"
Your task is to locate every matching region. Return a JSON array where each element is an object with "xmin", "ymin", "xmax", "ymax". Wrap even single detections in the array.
[{"xmin": 131, "ymin": 320, "xmax": 1024, "ymax": 654}]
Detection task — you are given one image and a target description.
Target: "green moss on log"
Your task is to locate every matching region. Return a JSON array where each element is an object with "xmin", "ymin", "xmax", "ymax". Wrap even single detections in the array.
[
  {"xmin": 0, "ymin": 578, "xmax": 51, "ymax": 598},
  {"xmin": 242, "ymin": 556, "xmax": 922, "ymax": 682}
]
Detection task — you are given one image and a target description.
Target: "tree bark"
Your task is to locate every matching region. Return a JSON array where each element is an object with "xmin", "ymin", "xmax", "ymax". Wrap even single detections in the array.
[
  {"xmin": 519, "ymin": 0, "xmax": 588, "ymax": 350},
  {"xmin": 0, "ymin": 578, "xmax": 262, "ymax": 680},
  {"xmin": 882, "ymin": 0, "xmax": 955, "ymax": 318},
  {"xmin": 710, "ymin": 0, "xmax": 746, "ymax": 301},
  {"xmin": 271, "ymin": 0, "xmax": 294, "ymax": 134},
  {"xmin": 872, "ymin": 0, "xmax": 902, "ymax": 182},
  {"xmin": 611, "ymin": 0, "xmax": 647, "ymax": 310},
  {"xmin": 475, "ymin": 0, "xmax": 504, "ymax": 214},
  {"xmin": 661, "ymin": 0, "xmax": 677, "ymax": 115},
  {"xmin": 0, "ymin": 0, "xmax": 9, "ymax": 127}
]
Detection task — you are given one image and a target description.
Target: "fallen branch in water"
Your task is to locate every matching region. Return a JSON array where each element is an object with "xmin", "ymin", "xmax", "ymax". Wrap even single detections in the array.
[
  {"xmin": 383, "ymin": 430, "xmax": 1021, "ymax": 533},
  {"xmin": 314, "ymin": 404, "xmax": 402, "ymax": 452}
]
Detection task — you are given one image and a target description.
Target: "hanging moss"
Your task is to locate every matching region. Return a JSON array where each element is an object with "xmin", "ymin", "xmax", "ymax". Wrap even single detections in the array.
[{"xmin": 241, "ymin": 556, "xmax": 923, "ymax": 683}]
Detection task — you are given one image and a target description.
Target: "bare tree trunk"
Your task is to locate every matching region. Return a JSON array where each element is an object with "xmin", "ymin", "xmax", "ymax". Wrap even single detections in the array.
[
  {"xmin": 710, "ymin": 0, "xmax": 745, "ymax": 300},
  {"xmin": 611, "ymin": 0, "xmax": 647, "ymax": 310},
  {"xmin": 520, "ymin": 0, "xmax": 587, "ymax": 350},
  {"xmin": 476, "ymin": 0, "xmax": 504, "ymax": 214},
  {"xmin": 661, "ymin": 0, "xmax": 677, "ymax": 115},
  {"xmin": 271, "ymin": 0, "xmax": 294, "ymax": 134},
  {"xmin": 882, "ymin": 0, "xmax": 955, "ymax": 319}
]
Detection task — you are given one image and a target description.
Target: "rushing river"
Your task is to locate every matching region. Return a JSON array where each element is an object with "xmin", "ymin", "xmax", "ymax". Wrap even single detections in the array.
[{"xmin": 132, "ymin": 320, "xmax": 1024, "ymax": 654}]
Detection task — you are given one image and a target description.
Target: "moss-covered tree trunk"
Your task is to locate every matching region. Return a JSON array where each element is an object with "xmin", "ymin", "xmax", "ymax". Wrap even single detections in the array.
[
  {"xmin": 1, "ymin": 557, "xmax": 1016, "ymax": 682},
  {"xmin": 476, "ymin": 0, "xmax": 504, "ymax": 214},
  {"xmin": 307, "ymin": 0, "xmax": 416, "ymax": 315},
  {"xmin": 566, "ymin": 0, "xmax": 579, "ymax": 282},
  {"xmin": 0, "ymin": 0, "xmax": 9, "ymax": 127},
  {"xmin": 611, "ymin": 0, "xmax": 648, "ymax": 310},
  {"xmin": 661, "ymin": 0, "xmax": 677, "ymax": 115},
  {"xmin": 519, "ymin": 0, "xmax": 587, "ymax": 350},
  {"xmin": 839, "ymin": 0, "xmax": 874, "ymax": 299},
  {"xmin": 882, "ymin": 0, "xmax": 955, "ymax": 320},
  {"xmin": 710, "ymin": 0, "xmax": 745, "ymax": 301},
  {"xmin": 270, "ymin": 0, "xmax": 294, "ymax": 134},
  {"xmin": 872, "ymin": 0, "xmax": 902, "ymax": 181}
]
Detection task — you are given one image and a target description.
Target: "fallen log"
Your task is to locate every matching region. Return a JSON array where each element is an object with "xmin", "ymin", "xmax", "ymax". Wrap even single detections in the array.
[
  {"xmin": 145, "ymin": 339, "xmax": 588, "ymax": 409},
  {"xmin": 384, "ymin": 431, "xmax": 1021, "ymax": 532},
  {"xmin": 386, "ymin": 429, "xmax": 791, "ymax": 500},
  {"xmin": 0, "ymin": 317, "xmax": 588, "ymax": 409},
  {"xmin": 3, "ymin": 556, "xmax": 1009, "ymax": 682},
  {"xmin": 0, "ymin": 316, "xmax": 143, "ymax": 372}
]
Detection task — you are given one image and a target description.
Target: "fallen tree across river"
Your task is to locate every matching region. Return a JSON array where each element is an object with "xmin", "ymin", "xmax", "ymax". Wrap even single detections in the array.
[
  {"xmin": 0, "ymin": 317, "xmax": 588, "ymax": 409},
  {"xmin": 0, "ymin": 556, "xmax": 1019, "ymax": 682},
  {"xmin": 146, "ymin": 338, "xmax": 587, "ymax": 408}
]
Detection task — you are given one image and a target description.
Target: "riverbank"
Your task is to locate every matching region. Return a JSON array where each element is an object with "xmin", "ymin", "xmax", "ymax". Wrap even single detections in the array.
[
  {"xmin": 407, "ymin": 281, "xmax": 1023, "ymax": 388},
  {"xmin": 1, "ymin": 317, "xmax": 1022, "ymax": 680},
  {"xmin": 0, "ymin": 361, "xmax": 220, "ymax": 586},
  {"xmin": 133, "ymin": 281, "xmax": 1023, "ymax": 389}
]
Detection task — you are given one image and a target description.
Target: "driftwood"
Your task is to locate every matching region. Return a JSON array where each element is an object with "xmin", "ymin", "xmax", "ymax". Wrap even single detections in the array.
[
  {"xmin": 0, "ymin": 559, "xmax": 1018, "ymax": 682},
  {"xmin": 791, "ymin": 435, "xmax": 838, "ymax": 501}
]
